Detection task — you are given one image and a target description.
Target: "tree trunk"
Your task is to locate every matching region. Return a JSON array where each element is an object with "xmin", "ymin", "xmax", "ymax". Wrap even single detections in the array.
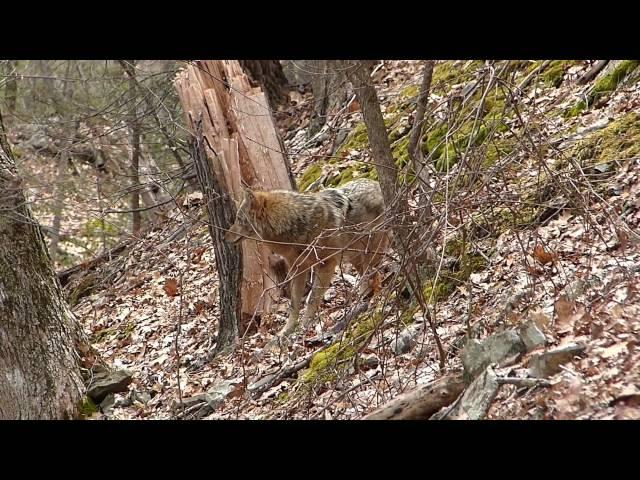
[
  {"xmin": 342, "ymin": 60, "xmax": 405, "ymax": 226},
  {"xmin": 0, "ymin": 111, "xmax": 85, "ymax": 419},
  {"xmin": 4, "ymin": 61, "xmax": 18, "ymax": 115},
  {"xmin": 239, "ymin": 60, "xmax": 289, "ymax": 110},
  {"xmin": 289, "ymin": 60, "xmax": 348, "ymax": 137},
  {"xmin": 192, "ymin": 118, "xmax": 242, "ymax": 354},
  {"xmin": 408, "ymin": 60, "xmax": 435, "ymax": 189},
  {"xmin": 120, "ymin": 60, "xmax": 142, "ymax": 236},
  {"xmin": 49, "ymin": 61, "xmax": 76, "ymax": 265},
  {"xmin": 175, "ymin": 60, "xmax": 293, "ymax": 333}
]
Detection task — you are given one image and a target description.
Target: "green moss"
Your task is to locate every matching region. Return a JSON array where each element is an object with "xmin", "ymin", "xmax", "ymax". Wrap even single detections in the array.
[
  {"xmin": 565, "ymin": 61, "xmax": 639, "ymax": 116},
  {"xmin": 274, "ymin": 391, "xmax": 290, "ymax": 405},
  {"xmin": 422, "ymin": 278, "xmax": 456, "ymax": 303},
  {"xmin": 392, "ymin": 136, "xmax": 410, "ymax": 169},
  {"xmin": 573, "ymin": 112, "xmax": 640, "ymax": 163},
  {"xmin": 401, "ymin": 84, "xmax": 419, "ymax": 99},
  {"xmin": 335, "ymin": 122, "xmax": 369, "ymax": 156},
  {"xmin": 334, "ymin": 166, "xmax": 357, "ymax": 186},
  {"xmin": 83, "ymin": 217, "xmax": 117, "ymax": 238},
  {"xmin": 78, "ymin": 396, "xmax": 99, "ymax": 417},
  {"xmin": 590, "ymin": 60, "xmax": 639, "ymax": 103},
  {"xmin": 431, "ymin": 60, "xmax": 480, "ymax": 87},
  {"xmin": 388, "ymin": 126, "xmax": 405, "ymax": 143},
  {"xmin": 564, "ymin": 101, "xmax": 586, "ymax": 118},
  {"xmin": 301, "ymin": 309, "xmax": 383, "ymax": 386},
  {"xmin": 543, "ymin": 61, "xmax": 571, "ymax": 88},
  {"xmin": 68, "ymin": 272, "xmax": 99, "ymax": 307},
  {"xmin": 298, "ymin": 163, "xmax": 323, "ymax": 192},
  {"xmin": 91, "ymin": 321, "xmax": 134, "ymax": 343},
  {"xmin": 422, "ymin": 238, "xmax": 488, "ymax": 303}
]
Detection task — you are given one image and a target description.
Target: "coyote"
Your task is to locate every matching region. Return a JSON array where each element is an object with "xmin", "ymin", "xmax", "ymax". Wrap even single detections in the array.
[{"xmin": 225, "ymin": 178, "xmax": 389, "ymax": 337}]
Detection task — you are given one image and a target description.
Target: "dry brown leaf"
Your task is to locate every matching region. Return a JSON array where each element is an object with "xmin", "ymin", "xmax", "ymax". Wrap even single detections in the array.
[
  {"xmin": 194, "ymin": 300, "xmax": 207, "ymax": 315},
  {"xmin": 164, "ymin": 278, "xmax": 179, "ymax": 297},
  {"xmin": 530, "ymin": 310, "xmax": 551, "ymax": 330},
  {"xmin": 615, "ymin": 226, "xmax": 629, "ymax": 251},
  {"xmin": 600, "ymin": 342, "xmax": 628, "ymax": 359},
  {"xmin": 555, "ymin": 295, "xmax": 576, "ymax": 332},
  {"xmin": 192, "ymin": 246, "xmax": 207, "ymax": 264},
  {"xmin": 533, "ymin": 244, "xmax": 556, "ymax": 265}
]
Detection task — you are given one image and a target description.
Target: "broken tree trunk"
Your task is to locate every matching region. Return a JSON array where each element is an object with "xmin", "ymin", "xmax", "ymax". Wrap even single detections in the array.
[
  {"xmin": 174, "ymin": 60, "xmax": 294, "ymax": 333},
  {"xmin": 193, "ymin": 116, "xmax": 242, "ymax": 355},
  {"xmin": 239, "ymin": 60, "xmax": 290, "ymax": 110},
  {"xmin": 363, "ymin": 373, "xmax": 465, "ymax": 420}
]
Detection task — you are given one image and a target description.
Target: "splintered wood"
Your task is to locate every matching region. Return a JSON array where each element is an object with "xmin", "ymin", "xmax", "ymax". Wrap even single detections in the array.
[{"xmin": 174, "ymin": 60, "xmax": 292, "ymax": 325}]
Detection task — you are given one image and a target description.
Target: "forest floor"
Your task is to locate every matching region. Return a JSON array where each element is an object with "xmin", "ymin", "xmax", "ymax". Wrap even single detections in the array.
[{"xmin": 30, "ymin": 60, "xmax": 640, "ymax": 419}]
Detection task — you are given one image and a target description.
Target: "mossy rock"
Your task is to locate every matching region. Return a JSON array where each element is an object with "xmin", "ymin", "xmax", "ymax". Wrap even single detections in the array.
[
  {"xmin": 335, "ymin": 122, "xmax": 369, "ymax": 156},
  {"xmin": 573, "ymin": 112, "xmax": 640, "ymax": 163},
  {"xmin": 301, "ymin": 308, "xmax": 383, "ymax": 387},
  {"xmin": 589, "ymin": 60, "xmax": 639, "ymax": 104},
  {"xmin": 298, "ymin": 163, "xmax": 324, "ymax": 192},
  {"xmin": 565, "ymin": 61, "xmax": 639, "ymax": 116},
  {"xmin": 542, "ymin": 61, "xmax": 574, "ymax": 88}
]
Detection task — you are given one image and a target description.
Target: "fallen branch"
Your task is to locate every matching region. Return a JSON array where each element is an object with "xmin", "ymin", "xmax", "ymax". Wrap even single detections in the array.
[
  {"xmin": 363, "ymin": 372, "xmax": 465, "ymax": 420},
  {"xmin": 517, "ymin": 60, "xmax": 552, "ymax": 92},
  {"xmin": 249, "ymin": 351, "xmax": 319, "ymax": 398},
  {"xmin": 496, "ymin": 377, "xmax": 552, "ymax": 388},
  {"xmin": 577, "ymin": 60, "xmax": 609, "ymax": 85}
]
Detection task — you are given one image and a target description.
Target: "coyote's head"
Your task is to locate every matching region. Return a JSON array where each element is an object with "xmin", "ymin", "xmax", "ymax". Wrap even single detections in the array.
[{"xmin": 225, "ymin": 188, "xmax": 262, "ymax": 244}]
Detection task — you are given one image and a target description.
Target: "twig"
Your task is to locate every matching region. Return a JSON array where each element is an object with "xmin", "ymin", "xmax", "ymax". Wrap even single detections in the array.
[{"xmin": 496, "ymin": 377, "xmax": 552, "ymax": 388}]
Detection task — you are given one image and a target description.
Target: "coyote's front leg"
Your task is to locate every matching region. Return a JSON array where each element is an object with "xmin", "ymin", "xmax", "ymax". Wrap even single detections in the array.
[
  {"xmin": 278, "ymin": 270, "xmax": 308, "ymax": 337},
  {"xmin": 301, "ymin": 259, "xmax": 337, "ymax": 330}
]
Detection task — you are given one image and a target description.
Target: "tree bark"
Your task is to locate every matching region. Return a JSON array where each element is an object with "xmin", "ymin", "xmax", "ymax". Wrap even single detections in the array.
[
  {"xmin": 342, "ymin": 60, "xmax": 407, "ymax": 233},
  {"xmin": 363, "ymin": 373, "xmax": 465, "ymax": 420},
  {"xmin": 408, "ymin": 60, "xmax": 435, "ymax": 188},
  {"xmin": 0, "ymin": 111, "xmax": 85, "ymax": 419},
  {"xmin": 239, "ymin": 60, "xmax": 289, "ymax": 110},
  {"xmin": 304, "ymin": 60, "xmax": 348, "ymax": 137},
  {"xmin": 192, "ymin": 117, "xmax": 242, "ymax": 355},
  {"xmin": 49, "ymin": 61, "xmax": 76, "ymax": 265},
  {"xmin": 175, "ymin": 61, "xmax": 293, "ymax": 333},
  {"xmin": 577, "ymin": 60, "xmax": 609, "ymax": 85},
  {"xmin": 120, "ymin": 60, "xmax": 142, "ymax": 236},
  {"xmin": 4, "ymin": 61, "xmax": 18, "ymax": 115}
]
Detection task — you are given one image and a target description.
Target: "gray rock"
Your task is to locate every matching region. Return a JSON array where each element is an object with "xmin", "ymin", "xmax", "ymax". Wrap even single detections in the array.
[
  {"xmin": 113, "ymin": 393, "xmax": 133, "ymax": 408},
  {"xmin": 361, "ymin": 355, "xmax": 380, "ymax": 369},
  {"xmin": 100, "ymin": 393, "xmax": 115, "ymax": 412},
  {"xmin": 528, "ymin": 343, "xmax": 587, "ymax": 378},
  {"xmin": 131, "ymin": 390, "xmax": 152, "ymax": 405},
  {"xmin": 517, "ymin": 320, "xmax": 547, "ymax": 352},
  {"xmin": 565, "ymin": 279, "xmax": 586, "ymax": 300},
  {"xmin": 87, "ymin": 369, "xmax": 133, "ymax": 403},
  {"xmin": 462, "ymin": 330, "xmax": 526, "ymax": 381},
  {"xmin": 391, "ymin": 326, "xmax": 419, "ymax": 355},
  {"xmin": 174, "ymin": 380, "xmax": 237, "ymax": 419},
  {"xmin": 443, "ymin": 365, "xmax": 500, "ymax": 420}
]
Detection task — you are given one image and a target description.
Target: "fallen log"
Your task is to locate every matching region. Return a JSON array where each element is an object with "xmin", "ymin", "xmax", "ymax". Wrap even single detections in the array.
[
  {"xmin": 577, "ymin": 60, "xmax": 609, "ymax": 85},
  {"xmin": 363, "ymin": 372, "xmax": 465, "ymax": 420}
]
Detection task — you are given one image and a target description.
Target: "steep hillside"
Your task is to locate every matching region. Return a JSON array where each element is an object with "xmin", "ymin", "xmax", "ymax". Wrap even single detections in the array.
[{"xmin": 69, "ymin": 60, "xmax": 640, "ymax": 419}]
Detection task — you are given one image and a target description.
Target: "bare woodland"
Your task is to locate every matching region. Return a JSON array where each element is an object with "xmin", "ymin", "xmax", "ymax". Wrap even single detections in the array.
[{"xmin": 1, "ymin": 59, "xmax": 639, "ymax": 420}]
